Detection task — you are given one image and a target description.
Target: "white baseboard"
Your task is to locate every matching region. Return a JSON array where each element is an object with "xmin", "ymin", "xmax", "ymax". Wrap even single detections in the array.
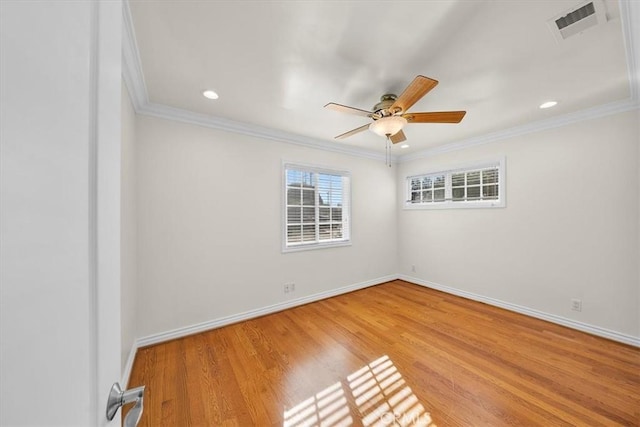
[
  {"xmin": 121, "ymin": 339, "xmax": 139, "ymax": 387},
  {"xmin": 399, "ymin": 274, "xmax": 640, "ymax": 348},
  {"xmin": 129, "ymin": 273, "xmax": 638, "ymax": 361},
  {"xmin": 136, "ymin": 275, "xmax": 398, "ymax": 348}
]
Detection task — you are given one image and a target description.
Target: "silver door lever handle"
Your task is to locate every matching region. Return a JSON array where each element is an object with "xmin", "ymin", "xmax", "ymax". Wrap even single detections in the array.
[{"xmin": 106, "ymin": 382, "xmax": 145, "ymax": 426}]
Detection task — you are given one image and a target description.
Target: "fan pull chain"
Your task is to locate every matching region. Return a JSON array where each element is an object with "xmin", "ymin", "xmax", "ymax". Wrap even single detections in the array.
[{"xmin": 385, "ymin": 135, "xmax": 391, "ymax": 167}]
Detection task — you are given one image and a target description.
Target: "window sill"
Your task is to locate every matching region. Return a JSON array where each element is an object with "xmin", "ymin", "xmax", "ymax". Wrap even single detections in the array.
[
  {"xmin": 282, "ymin": 240, "xmax": 351, "ymax": 253},
  {"xmin": 404, "ymin": 200, "xmax": 505, "ymax": 210}
]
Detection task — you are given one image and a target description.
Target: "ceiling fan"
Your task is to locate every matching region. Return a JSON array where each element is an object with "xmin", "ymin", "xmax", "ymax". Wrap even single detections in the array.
[{"xmin": 324, "ymin": 75, "xmax": 466, "ymax": 144}]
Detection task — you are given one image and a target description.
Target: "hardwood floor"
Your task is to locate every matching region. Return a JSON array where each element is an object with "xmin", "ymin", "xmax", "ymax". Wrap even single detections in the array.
[{"xmin": 127, "ymin": 280, "xmax": 640, "ymax": 426}]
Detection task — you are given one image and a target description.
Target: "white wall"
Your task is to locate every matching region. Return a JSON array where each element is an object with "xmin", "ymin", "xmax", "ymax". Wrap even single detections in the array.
[
  {"xmin": 397, "ymin": 110, "xmax": 640, "ymax": 339},
  {"xmin": 121, "ymin": 82, "xmax": 138, "ymax": 375},
  {"xmin": 136, "ymin": 115, "xmax": 398, "ymax": 337}
]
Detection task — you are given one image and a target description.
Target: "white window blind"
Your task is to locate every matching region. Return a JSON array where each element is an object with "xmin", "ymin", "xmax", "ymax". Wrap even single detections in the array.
[
  {"xmin": 284, "ymin": 164, "xmax": 351, "ymax": 251},
  {"xmin": 405, "ymin": 159, "xmax": 505, "ymax": 209},
  {"xmin": 451, "ymin": 167, "xmax": 499, "ymax": 202},
  {"xmin": 409, "ymin": 174, "xmax": 445, "ymax": 203}
]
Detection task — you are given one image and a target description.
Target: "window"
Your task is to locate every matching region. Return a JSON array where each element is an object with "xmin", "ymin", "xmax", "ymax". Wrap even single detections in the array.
[
  {"xmin": 451, "ymin": 168, "xmax": 499, "ymax": 202},
  {"xmin": 409, "ymin": 174, "xmax": 445, "ymax": 203},
  {"xmin": 406, "ymin": 159, "xmax": 505, "ymax": 209},
  {"xmin": 284, "ymin": 164, "xmax": 350, "ymax": 251}
]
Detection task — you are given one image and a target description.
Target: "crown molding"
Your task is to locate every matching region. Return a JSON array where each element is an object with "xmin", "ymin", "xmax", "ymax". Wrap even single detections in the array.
[
  {"xmin": 120, "ymin": 2, "xmax": 390, "ymax": 163},
  {"xmin": 121, "ymin": 0, "xmax": 638, "ymax": 165},
  {"xmin": 400, "ymin": 0, "xmax": 640, "ymax": 163},
  {"xmin": 138, "ymin": 102, "xmax": 391, "ymax": 162},
  {"xmin": 399, "ymin": 97, "xmax": 639, "ymax": 163}
]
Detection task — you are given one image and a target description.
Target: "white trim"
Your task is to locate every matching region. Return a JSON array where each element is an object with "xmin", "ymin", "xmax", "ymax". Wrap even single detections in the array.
[
  {"xmin": 399, "ymin": 274, "xmax": 640, "ymax": 348},
  {"xmin": 121, "ymin": 0, "xmax": 147, "ymax": 111},
  {"xmin": 96, "ymin": 1, "xmax": 125, "ymax": 425},
  {"xmin": 400, "ymin": 0, "xmax": 640, "ymax": 162},
  {"xmin": 133, "ymin": 273, "xmax": 639, "ymax": 351},
  {"xmin": 283, "ymin": 241, "xmax": 352, "ymax": 253},
  {"xmin": 119, "ymin": 3, "xmax": 392, "ymax": 163},
  {"xmin": 620, "ymin": 0, "xmax": 639, "ymax": 102},
  {"xmin": 136, "ymin": 275, "xmax": 397, "ymax": 347},
  {"xmin": 90, "ymin": 1, "xmax": 124, "ymax": 425},
  {"xmin": 404, "ymin": 157, "xmax": 506, "ymax": 209},
  {"xmin": 121, "ymin": 340, "xmax": 138, "ymax": 387},
  {"xmin": 282, "ymin": 160, "xmax": 351, "ymax": 178},
  {"xmin": 139, "ymin": 102, "xmax": 391, "ymax": 162},
  {"xmin": 120, "ymin": 0, "xmax": 640, "ymax": 164},
  {"xmin": 120, "ymin": 0, "xmax": 393, "ymax": 163},
  {"xmin": 399, "ymin": 98, "xmax": 639, "ymax": 162},
  {"xmin": 87, "ymin": 0, "xmax": 99, "ymax": 421},
  {"xmin": 282, "ymin": 162, "xmax": 352, "ymax": 252}
]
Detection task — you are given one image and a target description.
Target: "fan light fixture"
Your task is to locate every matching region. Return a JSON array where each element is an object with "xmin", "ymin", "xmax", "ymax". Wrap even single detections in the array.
[{"xmin": 369, "ymin": 116, "xmax": 407, "ymax": 137}]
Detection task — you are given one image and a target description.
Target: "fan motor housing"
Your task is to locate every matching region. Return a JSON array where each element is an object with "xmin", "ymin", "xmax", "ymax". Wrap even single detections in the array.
[{"xmin": 372, "ymin": 94, "xmax": 397, "ymax": 117}]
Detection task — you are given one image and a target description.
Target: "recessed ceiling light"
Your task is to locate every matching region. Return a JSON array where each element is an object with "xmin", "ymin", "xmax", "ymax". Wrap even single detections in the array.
[
  {"xmin": 400, "ymin": 144, "xmax": 410, "ymax": 149},
  {"xmin": 539, "ymin": 101, "xmax": 558, "ymax": 109},
  {"xmin": 203, "ymin": 90, "xmax": 219, "ymax": 100}
]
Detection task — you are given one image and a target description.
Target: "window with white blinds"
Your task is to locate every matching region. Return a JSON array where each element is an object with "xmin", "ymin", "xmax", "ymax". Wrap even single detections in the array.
[
  {"xmin": 284, "ymin": 164, "xmax": 351, "ymax": 251},
  {"xmin": 406, "ymin": 159, "xmax": 505, "ymax": 209},
  {"xmin": 409, "ymin": 174, "xmax": 446, "ymax": 203}
]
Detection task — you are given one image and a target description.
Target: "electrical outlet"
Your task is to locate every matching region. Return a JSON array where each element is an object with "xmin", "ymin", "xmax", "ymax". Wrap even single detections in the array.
[
  {"xmin": 284, "ymin": 284, "xmax": 290, "ymax": 293},
  {"xmin": 411, "ymin": 265, "xmax": 416, "ymax": 273},
  {"xmin": 290, "ymin": 283, "xmax": 295, "ymax": 292},
  {"xmin": 571, "ymin": 298, "xmax": 582, "ymax": 312}
]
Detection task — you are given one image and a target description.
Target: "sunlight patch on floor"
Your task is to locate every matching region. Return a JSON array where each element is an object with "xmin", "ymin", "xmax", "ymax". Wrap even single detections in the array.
[
  {"xmin": 283, "ymin": 381, "xmax": 352, "ymax": 427},
  {"xmin": 283, "ymin": 355, "xmax": 435, "ymax": 427}
]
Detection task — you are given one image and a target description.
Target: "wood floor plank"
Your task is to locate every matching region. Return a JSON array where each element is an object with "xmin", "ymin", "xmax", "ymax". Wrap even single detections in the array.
[{"xmin": 128, "ymin": 280, "xmax": 640, "ymax": 426}]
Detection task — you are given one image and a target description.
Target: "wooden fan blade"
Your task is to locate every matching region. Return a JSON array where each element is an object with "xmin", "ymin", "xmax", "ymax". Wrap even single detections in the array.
[
  {"xmin": 324, "ymin": 102, "xmax": 373, "ymax": 117},
  {"xmin": 335, "ymin": 123, "xmax": 370, "ymax": 139},
  {"xmin": 390, "ymin": 130, "xmax": 407, "ymax": 144},
  {"xmin": 390, "ymin": 75, "xmax": 438, "ymax": 114},
  {"xmin": 403, "ymin": 111, "xmax": 466, "ymax": 123}
]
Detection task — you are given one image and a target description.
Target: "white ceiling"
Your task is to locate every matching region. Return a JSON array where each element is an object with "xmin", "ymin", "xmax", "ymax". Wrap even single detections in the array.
[{"xmin": 128, "ymin": 0, "xmax": 632, "ymax": 156}]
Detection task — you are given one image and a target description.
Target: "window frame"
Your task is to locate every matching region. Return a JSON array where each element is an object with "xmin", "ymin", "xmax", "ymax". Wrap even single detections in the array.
[
  {"xmin": 282, "ymin": 162, "xmax": 351, "ymax": 253},
  {"xmin": 404, "ymin": 157, "xmax": 506, "ymax": 210}
]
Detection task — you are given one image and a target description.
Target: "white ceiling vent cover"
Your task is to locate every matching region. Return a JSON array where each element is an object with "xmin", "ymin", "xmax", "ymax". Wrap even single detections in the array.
[{"xmin": 547, "ymin": 0, "xmax": 608, "ymax": 42}]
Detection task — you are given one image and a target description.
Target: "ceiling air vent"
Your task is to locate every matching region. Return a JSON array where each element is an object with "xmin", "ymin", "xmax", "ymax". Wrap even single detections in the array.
[{"xmin": 547, "ymin": 0, "xmax": 608, "ymax": 42}]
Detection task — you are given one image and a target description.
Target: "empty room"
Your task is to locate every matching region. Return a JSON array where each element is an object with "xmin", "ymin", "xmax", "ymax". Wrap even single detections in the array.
[{"xmin": 1, "ymin": 0, "xmax": 639, "ymax": 426}]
